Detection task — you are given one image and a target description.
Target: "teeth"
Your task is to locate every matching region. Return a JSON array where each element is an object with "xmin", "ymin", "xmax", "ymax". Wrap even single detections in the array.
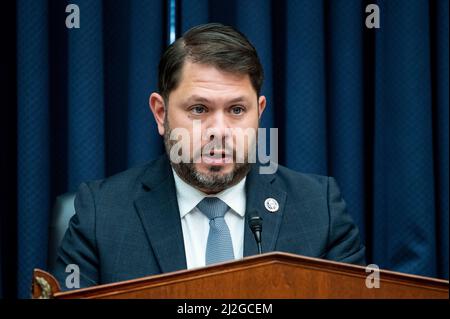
[{"xmin": 202, "ymin": 154, "xmax": 230, "ymax": 159}]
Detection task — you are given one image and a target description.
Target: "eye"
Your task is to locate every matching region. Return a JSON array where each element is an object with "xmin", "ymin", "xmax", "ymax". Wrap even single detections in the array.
[
  {"xmin": 191, "ymin": 105, "xmax": 207, "ymax": 114},
  {"xmin": 230, "ymin": 105, "xmax": 245, "ymax": 115}
]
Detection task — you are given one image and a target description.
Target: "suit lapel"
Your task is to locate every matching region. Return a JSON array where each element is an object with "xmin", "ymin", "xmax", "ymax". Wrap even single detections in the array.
[
  {"xmin": 244, "ymin": 164, "xmax": 286, "ymax": 257},
  {"xmin": 134, "ymin": 157, "xmax": 187, "ymax": 273}
]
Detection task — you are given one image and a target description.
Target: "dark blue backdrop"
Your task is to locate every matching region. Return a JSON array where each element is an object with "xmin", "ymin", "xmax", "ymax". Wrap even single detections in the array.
[{"xmin": 0, "ymin": 0, "xmax": 447, "ymax": 298}]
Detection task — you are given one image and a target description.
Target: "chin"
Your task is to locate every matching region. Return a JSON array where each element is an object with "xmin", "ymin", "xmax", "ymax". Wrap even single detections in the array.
[{"xmin": 198, "ymin": 163, "xmax": 234, "ymax": 174}]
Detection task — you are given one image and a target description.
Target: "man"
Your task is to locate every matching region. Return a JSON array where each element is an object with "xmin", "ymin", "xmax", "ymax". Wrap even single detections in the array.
[{"xmin": 53, "ymin": 23, "xmax": 365, "ymax": 289}]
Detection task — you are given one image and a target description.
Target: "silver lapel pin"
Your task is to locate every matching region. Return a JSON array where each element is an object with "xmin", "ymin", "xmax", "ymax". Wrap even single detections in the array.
[{"xmin": 264, "ymin": 198, "xmax": 279, "ymax": 213}]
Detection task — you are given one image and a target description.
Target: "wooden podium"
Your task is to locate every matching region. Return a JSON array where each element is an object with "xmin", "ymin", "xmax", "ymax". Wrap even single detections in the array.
[{"xmin": 32, "ymin": 252, "xmax": 448, "ymax": 299}]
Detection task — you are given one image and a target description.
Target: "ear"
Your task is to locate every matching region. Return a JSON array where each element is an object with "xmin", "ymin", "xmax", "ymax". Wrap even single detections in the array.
[
  {"xmin": 149, "ymin": 92, "xmax": 166, "ymax": 136},
  {"xmin": 258, "ymin": 95, "xmax": 266, "ymax": 119}
]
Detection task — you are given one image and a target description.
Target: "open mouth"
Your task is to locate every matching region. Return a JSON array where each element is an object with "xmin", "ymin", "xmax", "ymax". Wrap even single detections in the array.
[{"xmin": 201, "ymin": 150, "xmax": 233, "ymax": 164}]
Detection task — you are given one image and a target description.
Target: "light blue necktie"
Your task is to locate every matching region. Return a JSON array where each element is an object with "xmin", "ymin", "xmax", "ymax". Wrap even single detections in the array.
[{"xmin": 197, "ymin": 197, "xmax": 235, "ymax": 265}]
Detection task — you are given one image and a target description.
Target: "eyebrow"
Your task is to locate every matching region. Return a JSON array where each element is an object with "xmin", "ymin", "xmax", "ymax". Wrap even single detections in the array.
[{"xmin": 184, "ymin": 95, "xmax": 249, "ymax": 105}]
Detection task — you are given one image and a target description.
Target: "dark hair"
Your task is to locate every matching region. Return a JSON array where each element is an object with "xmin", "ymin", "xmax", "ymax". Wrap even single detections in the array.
[{"xmin": 158, "ymin": 23, "xmax": 264, "ymax": 103}]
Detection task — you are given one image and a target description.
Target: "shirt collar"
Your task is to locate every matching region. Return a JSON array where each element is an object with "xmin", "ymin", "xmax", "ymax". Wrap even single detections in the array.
[{"xmin": 172, "ymin": 168, "xmax": 246, "ymax": 219}]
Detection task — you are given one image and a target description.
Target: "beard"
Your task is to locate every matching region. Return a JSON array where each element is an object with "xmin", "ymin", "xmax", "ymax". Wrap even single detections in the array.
[{"xmin": 163, "ymin": 119, "xmax": 252, "ymax": 193}]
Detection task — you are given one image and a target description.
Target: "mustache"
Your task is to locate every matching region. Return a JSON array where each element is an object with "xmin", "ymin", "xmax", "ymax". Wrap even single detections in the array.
[{"xmin": 193, "ymin": 144, "xmax": 235, "ymax": 159}]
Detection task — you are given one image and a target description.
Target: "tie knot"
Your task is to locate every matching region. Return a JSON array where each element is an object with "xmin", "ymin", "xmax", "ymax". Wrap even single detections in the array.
[{"xmin": 197, "ymin": 197, "xmax": 229, "ymax": 220}]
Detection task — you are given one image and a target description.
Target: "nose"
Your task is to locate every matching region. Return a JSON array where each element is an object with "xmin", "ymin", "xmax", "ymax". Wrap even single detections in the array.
[{"xmin": 204, "ymin": 111, "xmax": 231, "ymax": 144}]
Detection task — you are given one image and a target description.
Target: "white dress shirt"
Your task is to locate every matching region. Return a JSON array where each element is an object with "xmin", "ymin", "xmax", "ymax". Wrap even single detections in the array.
[{"xmin": 172, "ymin": 168, "xmax": 246, "ymax": 269}]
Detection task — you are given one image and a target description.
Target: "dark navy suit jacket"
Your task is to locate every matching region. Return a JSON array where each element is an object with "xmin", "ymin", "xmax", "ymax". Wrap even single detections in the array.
[{"xmin": 53, "ymin": 155, "xmax": 365, "ymax": 289}]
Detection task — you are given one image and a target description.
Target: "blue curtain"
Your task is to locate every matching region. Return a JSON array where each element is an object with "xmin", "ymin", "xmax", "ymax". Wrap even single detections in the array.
[{"xmin": 1, "ymin": 0, "xmax": 447, "ymax": 298}]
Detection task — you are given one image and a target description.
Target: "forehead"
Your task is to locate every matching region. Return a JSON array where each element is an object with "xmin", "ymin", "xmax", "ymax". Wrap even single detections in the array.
[{"xmin": 171, "ymin": 61, "xmax": 257, "ymax": 101}]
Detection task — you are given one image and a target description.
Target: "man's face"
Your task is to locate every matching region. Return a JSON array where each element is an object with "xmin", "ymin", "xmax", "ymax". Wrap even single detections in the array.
[{"xmin": 150, "ymin": 61, "xmax": 266, "ymax": 194}]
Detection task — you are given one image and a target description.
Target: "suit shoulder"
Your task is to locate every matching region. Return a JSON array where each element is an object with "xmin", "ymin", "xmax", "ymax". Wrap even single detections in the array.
[
  {"xmin": 275, "ymin": 164, "xmax": 328, "ymax": 185},
  {"xmin": 81, "ymin": 157, "xmax": 159, "ymax": 194},
  {"xmin": 273, "ymin": 164, "xmax": 330, "ymax": 195}
]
